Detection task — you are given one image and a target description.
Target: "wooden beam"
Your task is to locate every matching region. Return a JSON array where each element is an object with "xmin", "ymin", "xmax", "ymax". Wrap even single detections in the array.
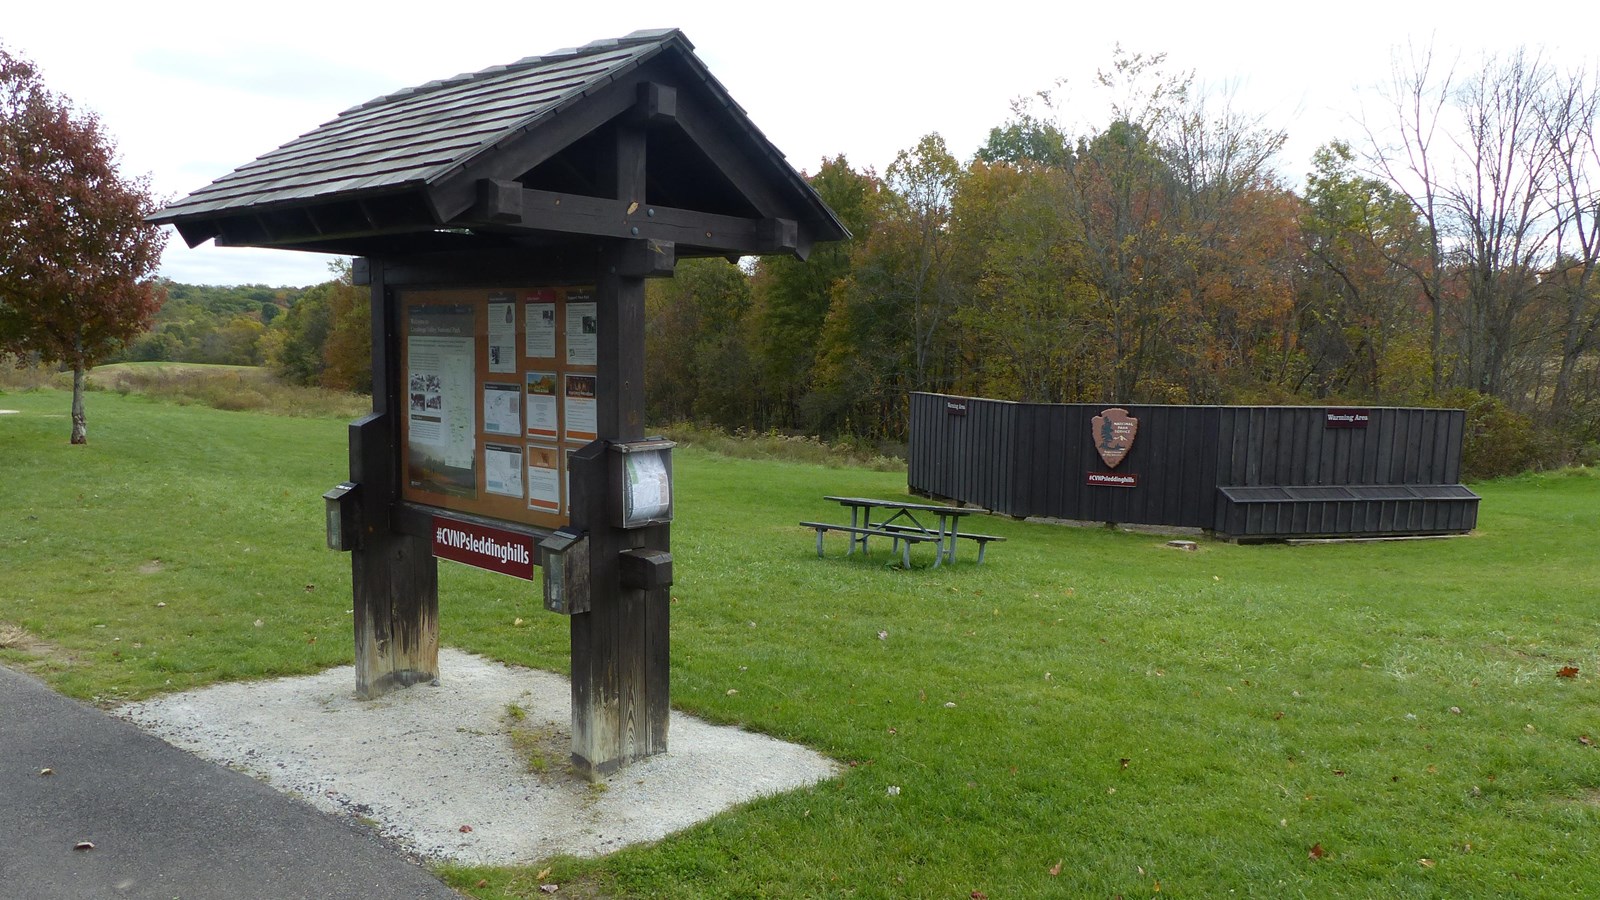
[
  {"xmin": 671, "ymin": 89, "xmax": 788, "ymax": 220},
  {"xmin": 570, "ymin": 111, "xmax": 670, "ymax": 776},
  {"xmin": 618, "ymin": 240, "xmax": 676, "ymax": 278},
  {"xmin": 474, "ymin": 179, "xmax": 524, "ymax": 223},
  {"xmin": 640, "ymin": 82, "xmax": 676, "ymax": 124},
  {"xmin": 458, "ymin": 185, "xmax": 774, "ymax": 254},
  {"xmin": 376, "ymin": 245, "xmax": 605, "ymax": 288}
]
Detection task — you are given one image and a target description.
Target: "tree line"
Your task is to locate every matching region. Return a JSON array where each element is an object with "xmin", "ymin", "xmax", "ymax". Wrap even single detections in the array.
[
  {"xmin": 110, "ymin": 262, "xmax": 371, "ymax": 393},
  {"xmin": 644, "ymin": 47, "xmax": 1600, "ymax": 471}
]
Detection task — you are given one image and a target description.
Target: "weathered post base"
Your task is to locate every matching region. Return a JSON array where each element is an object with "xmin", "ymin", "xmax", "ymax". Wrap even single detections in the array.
[
  {"xmin": 352, "ymin": 531, "xmax": 440, "ymax": 699},
  {"xmin": 348, "ymin": 411, "xmax": 440, "ymax": 700}
]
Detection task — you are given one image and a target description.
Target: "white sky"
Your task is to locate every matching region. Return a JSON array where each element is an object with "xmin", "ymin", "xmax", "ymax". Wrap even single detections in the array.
[{"xmin": 6, "ymin": 1, "xmax": 1594, "ymax": 286}]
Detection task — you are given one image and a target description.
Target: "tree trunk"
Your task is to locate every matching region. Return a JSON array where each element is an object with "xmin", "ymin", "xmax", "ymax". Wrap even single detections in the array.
[{"xmin": 70, "ymin": 365, "xmax": 87, "ymax": 444}]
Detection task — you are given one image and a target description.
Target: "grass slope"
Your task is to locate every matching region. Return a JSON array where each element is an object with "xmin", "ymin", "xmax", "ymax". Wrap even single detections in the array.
[{"xmin": 2, "ymin": 388, "xmax": 1598, "ymax": 898}]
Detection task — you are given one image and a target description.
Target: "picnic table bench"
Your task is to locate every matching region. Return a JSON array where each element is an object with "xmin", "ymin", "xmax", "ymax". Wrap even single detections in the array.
[{"xmin": 801, "ymin": 496, "xmax": 1006, "ymax": 568}]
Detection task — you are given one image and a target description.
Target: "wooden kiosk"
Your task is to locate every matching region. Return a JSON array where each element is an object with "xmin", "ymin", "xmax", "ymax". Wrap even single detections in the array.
[{"xmin": 151, "ymin": 30, "xmax": 846, "ymax": 775}]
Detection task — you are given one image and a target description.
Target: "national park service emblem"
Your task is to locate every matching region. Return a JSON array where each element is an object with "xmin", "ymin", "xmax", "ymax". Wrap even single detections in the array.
[{"xmin": 1092, "ymin": 407, "xmax": 1139, "ymax": 469}]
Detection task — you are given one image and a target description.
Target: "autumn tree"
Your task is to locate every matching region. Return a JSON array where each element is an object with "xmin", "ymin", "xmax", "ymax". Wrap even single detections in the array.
[
  {"xmin": 1300, "ymin": 141, "xmax": 1433, "ymax": 401},
  {"xmin": 644, "ymin": 257, "xmax": 754, "ymax": 427},
  {"xmin": 264, "ymin": 279, "xmax": 334, "ymax": 386},
  {"xmin": 950, "ymin": 158, "xmax": 1096, "ymax": 402},
  {"xmin": 0, "ymin": 46, "xmax": 166, "ymax": 443},
  {"xmin": 816, "ymin": 135, "xmax": 964, "ymax": 436},
  {"xmin": 748, "ymin": 156, "xmax": 881, "ymax": 429},
  {"xmin": 317, "ymin": 260, "xmax": 371, "ymax": 393},
  {"xmin": 1540, "ymin": 67, "xmax": 1600, "ymax": 425}
]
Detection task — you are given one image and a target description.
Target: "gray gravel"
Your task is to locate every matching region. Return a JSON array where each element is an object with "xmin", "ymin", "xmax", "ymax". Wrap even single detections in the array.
[{"xmin": 116, "ymin": 649, "xmax": 838, "ymax": 865}]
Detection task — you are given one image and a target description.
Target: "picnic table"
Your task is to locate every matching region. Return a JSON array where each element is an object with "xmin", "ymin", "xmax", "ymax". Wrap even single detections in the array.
[{"xmin": 800, "ymin": 496, "xmax": 1005, "ymax": 568}]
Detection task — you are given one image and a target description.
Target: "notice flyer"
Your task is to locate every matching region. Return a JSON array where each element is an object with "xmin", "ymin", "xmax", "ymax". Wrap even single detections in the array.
[
  {"xmin": 565, "ymin": 295, "xmax": 597, "ymax": 366},
  {"xmin": 525, "ymin": 298, "xmax": 557, "ymax": 359},
  {"xmin": 483, "ymin": 382, "xmax": 521, "ymax": 435},
  {"xmin": 525, "ymin": 371, "xmax": 558, "ymax": 440},
  {"xmin": 564, "ymin": 374, "xmax": 598, "ymax": 442},
  {"xmin": 526, "ymin": 444, "xmax": 561, "ymax": 513},
  {"xmin": 484, "ymin": 443, "xmax": 524, "ymax": 498},
  {"xmin": 487, "ymin": 296, "xmax": 517, "ymax": 373},
  {"xmin": 406, "ymin": 304, "xmax": 477, "ymax": 496}
]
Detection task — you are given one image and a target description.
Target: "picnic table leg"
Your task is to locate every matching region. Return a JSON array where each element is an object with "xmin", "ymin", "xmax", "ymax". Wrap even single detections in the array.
[
  {"xmin": 900, "ymin": 538, "xmax": 911, "ymax": 569},
  {"xmin": 976, "ymin": 541, "xmax": 988, "ymax": 564},
  {"xmin": 815, "ymin": 528, "xmax": 825, "ymax": 558}
]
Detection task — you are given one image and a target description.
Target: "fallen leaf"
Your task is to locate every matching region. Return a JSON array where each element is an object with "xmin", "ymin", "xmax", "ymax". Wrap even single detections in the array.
[
  {"xmin": 253, "ymin": 619, "xmax": 263, "ymax": 627},
  {"xmin": 1419, "ymin": 858, "xmax": 1435, "ymax": 868},
  {"xmin": 536, "ymin": 868, "xmax": 552, "ymax": 880},
  {"xmin": 1274, "ymin": 711, "xmax": 1285, "ymax": 720},
  {"xmin": 1449, "ymin": 706, "xmax": 1462, "ymax": 714},
  {"xmin": 1309, "ymin": 843, "xmax": 1326, "ymax": 860},
  {"xmin": 944, "ymin": 701, "xmax": 957, "ymax": 708},
  {"xmin": 1119, "ymin": 758, "xmax": 1130, "ymax": 769},
  {"xmin": 74, "ymin": 841, "xmax": 95, "ymax": 851},
  {"xmin": 1137, "ymin": 866, "xmax": 1145, "ymax": 876},
  {"xmin": 1558, "ymin": 666, "xmax": 1579, "ymax": 678},
  {"xmin": 877, "ymin": 630, "xmax": 888, "ymax": 640},
  {"xmin": 1049, "ymin": 860, "xmax": 1062, "ymax": 876},
  {"xmin": 887, "ymin": 727, "xmax": 897, "ymax": 735},
  {"xmin": 476, "ymin": 879, "xmax": 488, "ymax": 889},
  {"xmin": 886, "ymin": 785, "xmax": 901, "ymax": 796},
  {"xmin": 971, "ymin": 892, "xmax": 987, "ymax": 900},
  {"xmin": 1333, "ymin": 769, "xmax": 1346, "ymax": 777},
  {"xmin": 155, "ymin": 602, "xmax": 166, "ymax": 608},
  {"xmin": 513, "ymin": 618, "xmax": 525, "ymax": 627},
  {"xmin": 459, "ymin": 825, "xmax": 473, "ymax": 833},
  {"xmin": 1579, "ymin": 735, "xmax": 1593, "ymax": 747},
  {"xmin": 540, "ymin": 885, "xmax": 558, "ymax": 895},
  {"xmin": 304, "ymin": 583, "xmax": 315, "ymax": 592},
  {"xmin": 726, "ymin": 689, "xmax": 739, "ymax": 695},
  {"xmin": 38, "ymin": 768, "xmax": 52, "ymax": 777}
]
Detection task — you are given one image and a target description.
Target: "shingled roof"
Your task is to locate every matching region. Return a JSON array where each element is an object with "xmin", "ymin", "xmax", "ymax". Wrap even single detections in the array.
[{"xmin": 150, "ymin": 29, "xmax": 845, "ymax": 260}]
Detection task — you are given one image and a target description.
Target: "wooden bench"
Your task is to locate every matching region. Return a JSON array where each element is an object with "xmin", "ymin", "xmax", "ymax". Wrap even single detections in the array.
[
  {"xmin": 800, "ymin": 521, "xmax": 939, "ymax": 568},
  {"xmin": 875, "ymin": 522, "xmax": 1008, "ymax": 564}
]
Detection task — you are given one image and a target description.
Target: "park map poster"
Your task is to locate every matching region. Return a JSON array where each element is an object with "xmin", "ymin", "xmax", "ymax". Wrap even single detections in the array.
[{"xmin": 406, "ymin": 304, "xmax": 477, "ymax": 498}]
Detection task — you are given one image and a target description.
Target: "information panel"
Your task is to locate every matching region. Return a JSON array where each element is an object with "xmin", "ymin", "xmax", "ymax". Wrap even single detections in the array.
[{"xmin": 400, "ymin": 286, "xmax": 597, "ymax": 528}]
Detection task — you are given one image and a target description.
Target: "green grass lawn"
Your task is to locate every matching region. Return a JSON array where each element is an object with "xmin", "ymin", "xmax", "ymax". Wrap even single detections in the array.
[{"xmin": 2, "ymin": 388, "xmax": 1598, "ymax": 898}]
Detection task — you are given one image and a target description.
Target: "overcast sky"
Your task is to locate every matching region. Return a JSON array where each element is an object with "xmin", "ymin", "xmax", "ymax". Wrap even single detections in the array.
[{"xmin": 6, "ymin": 1, "xmax": 1594, "ymax": 286}]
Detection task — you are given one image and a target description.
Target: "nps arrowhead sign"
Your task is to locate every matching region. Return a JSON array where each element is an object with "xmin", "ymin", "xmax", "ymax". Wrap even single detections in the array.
[{"xmin": 1091, "ymin": 407, "xmax": 1139, "ymax": 469}]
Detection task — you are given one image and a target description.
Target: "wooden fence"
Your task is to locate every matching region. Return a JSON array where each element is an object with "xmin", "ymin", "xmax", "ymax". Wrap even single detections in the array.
[{"xmin": 908, "ymin": 393, "xmax": 1479, "ymax": 540}]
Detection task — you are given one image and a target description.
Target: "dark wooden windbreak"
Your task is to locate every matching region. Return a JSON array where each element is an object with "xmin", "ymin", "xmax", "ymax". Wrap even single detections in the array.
[{"xmin": 909, "ymin": 393, "xmax": 1479, "ymax": 540}]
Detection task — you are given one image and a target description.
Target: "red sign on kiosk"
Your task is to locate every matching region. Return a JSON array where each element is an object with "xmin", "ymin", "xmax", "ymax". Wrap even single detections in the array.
[{"xmin": 432, "ymin": 515, "xmax": 536, "ymax": 580}]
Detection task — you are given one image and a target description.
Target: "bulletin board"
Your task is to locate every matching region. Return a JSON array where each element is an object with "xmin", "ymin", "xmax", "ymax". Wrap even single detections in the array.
[{"xmin": 399, "ymin": 285, "xmax": 598, "ymax": 529}]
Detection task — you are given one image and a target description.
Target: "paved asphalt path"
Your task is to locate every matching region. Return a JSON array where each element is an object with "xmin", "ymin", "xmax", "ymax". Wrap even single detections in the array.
[{"xmin": 0, "ymin": 665, "xmax": 462, "ymax": 899}]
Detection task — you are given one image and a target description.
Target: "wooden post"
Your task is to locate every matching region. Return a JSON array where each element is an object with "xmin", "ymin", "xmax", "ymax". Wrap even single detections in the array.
[
  {"xmin": 569, "ymin": 106, "xmax": 672, "ymax": 775},
  {"xmin": 349, "ymin": 260, "xmax": 439, "ymax": 699}
]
